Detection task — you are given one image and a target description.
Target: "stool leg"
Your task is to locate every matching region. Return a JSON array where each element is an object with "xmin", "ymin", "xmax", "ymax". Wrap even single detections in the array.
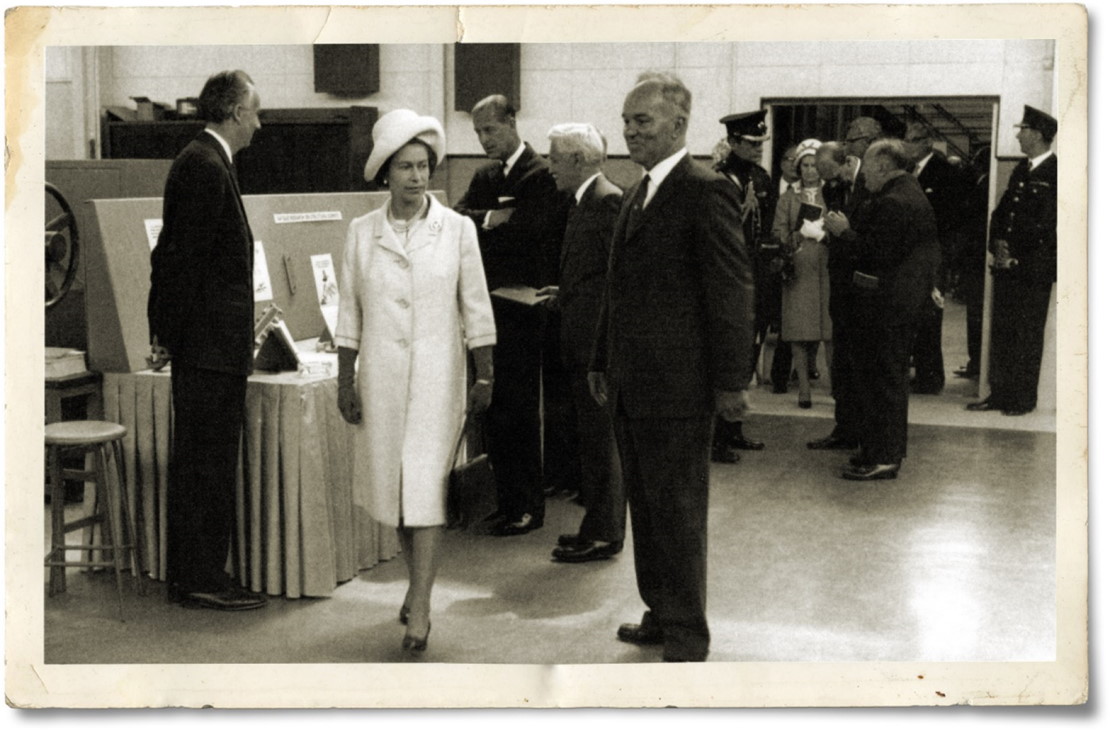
[
  {"xmin": 47, "ymin": 444, "xmax": 66, "ymax": 596},
  {"xmin": 112, "ymin": 438, "xmax": 145, "ymax": 596},
  {"xmin": 95, "ymin": 446, "xmax": 126, "ymax": 621}
]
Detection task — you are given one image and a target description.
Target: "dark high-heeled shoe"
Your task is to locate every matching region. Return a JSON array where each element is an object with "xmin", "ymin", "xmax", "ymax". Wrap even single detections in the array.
[
  {"xmin": 399, "ymin": 605, "xmax": 410, "ymax": 625},
  {"xmin": 402, "ymin": 622, "xmax": 431, "ymax": 653}
]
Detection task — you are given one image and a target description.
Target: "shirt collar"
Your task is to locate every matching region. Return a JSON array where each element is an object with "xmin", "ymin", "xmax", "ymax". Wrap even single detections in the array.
[
  {"xmin": 574, "ymin": 172, "xmax": 602, "ymax": 204},
  {"xmin": 503, "ymin": 141, "xmax": 526, "ymax": 176},
  {"xmin": 914, "ymin": 151, "xmax": 934, "ymax": 177},
  {"xmin": 644, "ymin": 147, "xmax": 687, "ymax": 188},
  {"xmin": 204, "ymin": 128, "xmax": 234, "ymax": 165},
  {"xmin": 1029, "ymin": 149, "xmax": 1053, "ymax": 170}
]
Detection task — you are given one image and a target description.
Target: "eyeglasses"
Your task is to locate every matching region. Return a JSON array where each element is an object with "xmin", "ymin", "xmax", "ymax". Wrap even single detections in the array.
[{"xmin": 845, "ymin": 135, "xmax": 871, "ymax": 143}]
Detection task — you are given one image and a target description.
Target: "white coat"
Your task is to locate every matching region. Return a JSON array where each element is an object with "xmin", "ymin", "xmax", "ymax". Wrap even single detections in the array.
[{"xmin": 335, "ymin": 195, "xmax": 496, "ymax": 527}]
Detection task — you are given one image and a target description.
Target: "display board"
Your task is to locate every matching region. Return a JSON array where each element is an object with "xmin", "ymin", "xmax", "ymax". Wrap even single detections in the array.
[{"xmin": 85, "ymin": 190, "xmax": 448, "ymax": 372}]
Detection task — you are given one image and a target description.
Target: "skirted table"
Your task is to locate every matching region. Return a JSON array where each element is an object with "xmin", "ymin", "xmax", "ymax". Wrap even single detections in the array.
[{"xmin": 102, "ymin": 364, "xmax": 400, "ymax": 598}]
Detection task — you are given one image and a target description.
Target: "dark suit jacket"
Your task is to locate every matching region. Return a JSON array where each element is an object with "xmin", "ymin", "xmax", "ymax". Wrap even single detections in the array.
[
  {"xmin": 841, "ymin": 173, "xmax": 941, "ymax": 326},
  {"xmin": 592, "ymin": 155, "xmax": 754, "ymax": 418},
  {"xmin": 454, "ymin": 142, "xmax": 568, "ymax": 290},
  {"xmin": 989, "ymin": 153, "xmax": 1057, "ymax": 284},
  {"xmin": 823, "ymin": 164, "xmax": 871, "ymax": 317},
  {"xmin": 916, "ymin": 153, "xmax": 960, "ymax": 241},
  {"xmin": 558, "ymin": 174, "xmax": 623, "ymax": 369},
  {"xmin": 916, "ymin": 152, "xmax": 963, "ymax": 283},
  {"xmin": 148, "ymin": 132, "xmax": 255, "ymax": 375}
]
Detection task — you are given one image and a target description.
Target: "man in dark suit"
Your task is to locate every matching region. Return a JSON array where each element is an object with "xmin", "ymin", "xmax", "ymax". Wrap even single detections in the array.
[
  {"xmin": 825, "ymin": 139, "xmax": 941, "ymax": 480},
  {"xmin": 967, "ymin": 105, "xmax": 1057, "ymax": 416},
  {"xmin": 808, "ymin": 141, "xmax": 868, "ymax": 452},
  {"xmin": 540, "ymin": 123, "xmax": 626, "ymax": 563},
  {"xmin": 709, "ymin": 109, "xmax": 774, "ymax": 462},
  {"xmin": 454, "ymin": 95, "xmax": 568, "ymax": 535},
  {"xmin": 904, "ymin": 121, "xmax": 963, "ymax": 395},
  {"xmin": 590, "ymin": 72, "xmax": 753, "ymax": 662},
  {"xmin": 147, "ymin": 70, "xmax": 266, "ymax": 610}
]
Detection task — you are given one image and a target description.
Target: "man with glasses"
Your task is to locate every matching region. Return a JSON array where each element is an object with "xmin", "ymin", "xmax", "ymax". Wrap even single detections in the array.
[
  {"xmin": 967, "ymin": 105, "xmax": 1057, "ymax": 416},
  {"xmin": 844, "ymin": 116, "xmax": 884, "ymax": 160}
]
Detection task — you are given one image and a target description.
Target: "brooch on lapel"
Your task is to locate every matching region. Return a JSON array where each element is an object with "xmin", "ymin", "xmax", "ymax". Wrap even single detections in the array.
[{"xmin": 429, "ymin": 219, "xmax": 443, "ymax": 233}]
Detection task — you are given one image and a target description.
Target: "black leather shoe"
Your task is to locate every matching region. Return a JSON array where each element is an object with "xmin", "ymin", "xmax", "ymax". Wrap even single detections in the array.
[
  {"xmin": 184, "ymin": 588, "xmax": 267, "ymax": 611},
  {"xmin": 552, "ymin": 540, "xmax": 623, "ymax": 563},
  {"xmin": 1003, "ymin": 407, "xmax": 1033, "ymax": 416},
  {"xmin": 807, "ymin": 434, "xmax": 857, "ymax": 450},
  {"xmin": 490, "ymin": 513, "xmax": 543, "ymax": 536},
  {"xmin": 841, "ymin": 463, "xmax": 900, "ymax": 481},
  {"xmin": 966, "ymin": 399, "xmax": 1000, "ymax": 412},
  {"xmin": 912, "ymin": 383, "xmax": 944, "ymax": 395},
  {"xmin": 954, "ymin": 367, "xmax": 979, "ymax": 379},
  {"xmin": 557, "ymin": 533, "xmax": 583, "ymax": 547},
  {"xmin": 711, "ymin": 444, "xmax": 740, "ymax": 463},
  {"xmin": 617, "ymin": 622, "xmax": 664, "ymax": 646},
  {"xmin": 843, "ymin": 452, "xmax": 867, "ymax": 469},
  {"xmin": 771, "ymin": 384, "xmax": 788, "ymax": 394},
  {"xmin": 798, "ymin": 398, "xmax": 812, "ymax": 409},
  {"xmin": 730, "ymin": 435, "xmax": 765, "ymax": 450}
]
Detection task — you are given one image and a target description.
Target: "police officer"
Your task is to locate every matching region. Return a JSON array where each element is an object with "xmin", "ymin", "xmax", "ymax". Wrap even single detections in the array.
[
  {"xmin": 710, "ymin": 109, "xmax": 774, "ymax": 462},
  {"xmin": 967, "ymin": 105, "xmax": 1057, "ymax": 416}
]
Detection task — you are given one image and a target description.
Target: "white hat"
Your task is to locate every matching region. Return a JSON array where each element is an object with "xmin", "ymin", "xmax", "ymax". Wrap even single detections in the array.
[
  {"xmin": 363, "ymin": 109, "xmax": 447, "ymax": 182},
  {"xmin": 793, "ymin": 138, "xmax": 822, "ymax": 169}
]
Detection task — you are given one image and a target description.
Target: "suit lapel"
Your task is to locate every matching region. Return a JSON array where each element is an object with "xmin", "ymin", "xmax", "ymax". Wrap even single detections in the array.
[
  {"xmin": 198, "ymin": 131, "xmax": 254, "ymax": 258},
  {"xmin": 624, "ymin": 155, "xmax": 689, "ymax": 243}
]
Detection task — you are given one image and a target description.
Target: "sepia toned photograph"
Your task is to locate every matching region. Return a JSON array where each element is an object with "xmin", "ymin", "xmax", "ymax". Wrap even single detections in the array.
[{"xmin": 5, "ymin": 1, "xmax": 1090, "ymax": 711}]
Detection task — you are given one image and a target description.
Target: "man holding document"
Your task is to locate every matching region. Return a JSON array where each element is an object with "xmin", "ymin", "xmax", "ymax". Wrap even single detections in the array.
[{"xmin": 455, "ymin": 94, "xmax": 569, "ymax": 535}]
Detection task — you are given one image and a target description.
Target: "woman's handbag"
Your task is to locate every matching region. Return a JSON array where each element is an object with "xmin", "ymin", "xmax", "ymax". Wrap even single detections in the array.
[{"xmin": 446, "ymin": 414, "xmax": 497, "ymax": 529}]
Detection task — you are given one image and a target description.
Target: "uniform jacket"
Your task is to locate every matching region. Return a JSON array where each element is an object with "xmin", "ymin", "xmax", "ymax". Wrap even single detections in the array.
[
  {"xmin": 591, "ymin": 155, "xmax": 754, "ymax": 418},
  {"xmin": 335, "ymin": 196, "xmax": 496, "ymax": 527},
  {"xmin": 558, "ymin": 173, "xmax": 623, "ymax": 369},
  {"xmin": 148, "ymin": 132, "xmax": 255, "ymax": 374},
  {"xmin": 715, "ymin": 154, "xmax": 774, "ymax": 249},
  {"xmin": 989, "ymin": 153, "xmax": 1057, "ymax": 284},
  {"xmin": 453, "ymin": 142, "xmax": 569, "ymax": 290},
  {"xmin": 839, "ymin": 172, "xmax": 941, "ymax": 326}
]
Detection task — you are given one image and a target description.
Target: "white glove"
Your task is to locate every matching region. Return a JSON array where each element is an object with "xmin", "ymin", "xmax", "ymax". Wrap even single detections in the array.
[{"xmin": 799, "ymin": 218, "xmax": 826, "ymax": 241}]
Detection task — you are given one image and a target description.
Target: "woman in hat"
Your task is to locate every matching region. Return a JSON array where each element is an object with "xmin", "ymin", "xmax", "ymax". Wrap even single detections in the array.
[
  {"xmin": 335, "ymin": 109, "xmax": 497, "ymax": 653},
  {"xmin": 772, "ymin": 138, "xmax": 832, "ymax": 409}
]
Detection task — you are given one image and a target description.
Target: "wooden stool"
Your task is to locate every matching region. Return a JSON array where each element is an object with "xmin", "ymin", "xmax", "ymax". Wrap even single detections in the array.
[{"xmin": 44, "ymin": 420, "xmax": 143, "ymax": 620}]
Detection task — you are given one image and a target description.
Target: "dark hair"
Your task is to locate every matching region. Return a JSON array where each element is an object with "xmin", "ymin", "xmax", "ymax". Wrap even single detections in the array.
[
  {"xmin": 817, "ymin": 141, "xmax": 848, "ymax": 165},
  {"xmin": 472, "ymin": 94, "xmax": 517, "ymax": 123},
  {"xmin": 198, "ymin": 70, "xmax": 254, "ymax": 124},
  {"xmin": 374, "ymin": 138, "xmax": 438, "ymax": 188}
]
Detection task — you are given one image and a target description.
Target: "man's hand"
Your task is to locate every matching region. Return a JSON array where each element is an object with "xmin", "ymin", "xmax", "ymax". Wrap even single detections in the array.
[
  {"xmin": 146, "ymin": 338, "xmax": 171, "ymax": 371},
  {"xmin": 715, "ymin": 389, "xmax": 750, "ymax": 422},
  {"xmin": 337, "ymin": 382, "xmax": 362, "ymax": 425},
  {"xmin": 486, "ymin": 207, "xmax": 515, "ymax": 229},
  {"xmin": 823, "ymin": 210, "xmax": 849, "ymax": 236},
  {"xmin": 587, "ymin": 371, "xmax": 610, "ymax": 407},
  {"xmin": 467, "ymin": 380, "xmax": 494, "ymax": 414},
  {"xmin": 537, "ymin": 285, "xmax": 560, "ymax": 311}
]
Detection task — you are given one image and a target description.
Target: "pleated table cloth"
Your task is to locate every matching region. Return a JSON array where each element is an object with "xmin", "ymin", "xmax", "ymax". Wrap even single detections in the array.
[{"xmin": 102, "ymin": 367, "xmax": 400, "ymax": 598}]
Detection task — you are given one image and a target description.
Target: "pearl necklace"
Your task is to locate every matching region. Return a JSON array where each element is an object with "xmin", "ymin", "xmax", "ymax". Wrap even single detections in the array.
[{"xmin": 387, "ymin": 197, "xmax": 429, "ymax": 242}]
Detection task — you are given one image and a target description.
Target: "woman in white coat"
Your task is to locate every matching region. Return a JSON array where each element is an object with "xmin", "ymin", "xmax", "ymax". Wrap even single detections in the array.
[{"xmin": 335, "ymin": 109, "xmax": 496, "ymax": 653}]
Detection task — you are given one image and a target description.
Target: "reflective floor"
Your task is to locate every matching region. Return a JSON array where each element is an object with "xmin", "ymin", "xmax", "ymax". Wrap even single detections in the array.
[
  {"xmin": 44, "ymin": 415, "xmax": 1054, "ymax": 666},
  {"xmin": 43, "ymin": 302, "xmax": 1058, "ymax": 664}
]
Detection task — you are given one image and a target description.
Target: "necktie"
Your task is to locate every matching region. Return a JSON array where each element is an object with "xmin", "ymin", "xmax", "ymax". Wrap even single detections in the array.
[{"xmin": 627, "ymin": 174, "xmax": 650, "ymax": 232}]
